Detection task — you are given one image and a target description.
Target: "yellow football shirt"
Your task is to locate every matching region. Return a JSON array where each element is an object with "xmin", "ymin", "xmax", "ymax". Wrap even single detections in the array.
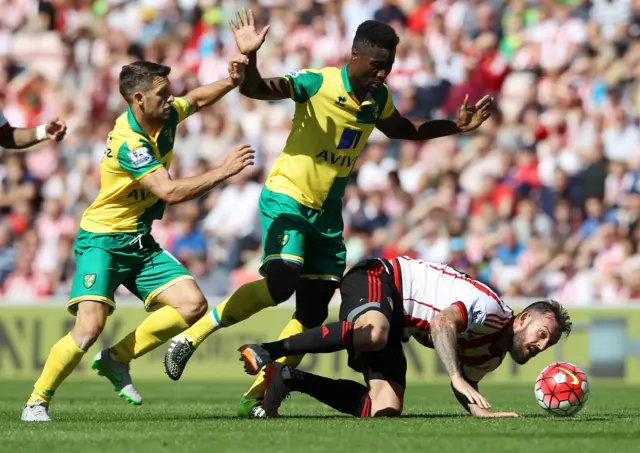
[
  {"xmin": 80, "ymin": 98, "xmax": 192, "ymax": 233},
  {"xmin": 265, "ymin": 65, "xmax": 396, "ymax": 210}
]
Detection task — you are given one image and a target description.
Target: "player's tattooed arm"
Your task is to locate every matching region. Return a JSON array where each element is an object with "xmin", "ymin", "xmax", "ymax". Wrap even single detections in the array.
[
  {"xmin": 431, "ymin": 306, "xmax": 491, "ymax": 410},
  {"xmin": 431, "ymin": 306, "xmax": 465, "ymax": 379},
  {"xmin": 376, "ymin": 95, "xmax": 494, "ymax": 140}
]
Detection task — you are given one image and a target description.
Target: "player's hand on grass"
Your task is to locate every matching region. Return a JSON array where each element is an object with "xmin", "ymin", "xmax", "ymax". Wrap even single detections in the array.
[
  {"xmin": 456, "ymin": 94, "xmax": 494, "ymax": 132},
  {"xmin": 222, "ymin": 144, "xmax": 255, "ymax": 177},
  {"xmin": 469, "ymin": 406, "xmax": 520, "ymax": 418},
  {"xmin": 229, "ymin": 8, "xmax": 270, "ymax": 55},
  {"xmin": 228, "ymin": 54, "xmax": 249, "ymax": 87},
  {"xmin": 46, "ymin": 118, "xmax": 68, "ymax": 142},
  {"xmin": 451, "ymin": 375, "xmax": 491, "ymax": 410}
]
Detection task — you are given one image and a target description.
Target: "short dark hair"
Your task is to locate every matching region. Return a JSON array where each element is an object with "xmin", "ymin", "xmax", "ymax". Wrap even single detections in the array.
[
  {"xmin": 119, "ymin": 61, "xmax": 171, "ymax": 104},
  {"xmin": 523, "ymin": 299, "xmax": 572, "ymax": 339},
  {"xmin": 353, "ymin": 20, "xmax": 399, "ymax": 52}
]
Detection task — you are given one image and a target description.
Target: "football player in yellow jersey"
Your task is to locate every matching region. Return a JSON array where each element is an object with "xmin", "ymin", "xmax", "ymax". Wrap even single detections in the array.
[
  {"xmin": 21, "ymin": 56, "xmax": 255, "ymax": 422},
  {"xmin": 164, "ymin": 9, "xmax": 493, "ymax": 418}
]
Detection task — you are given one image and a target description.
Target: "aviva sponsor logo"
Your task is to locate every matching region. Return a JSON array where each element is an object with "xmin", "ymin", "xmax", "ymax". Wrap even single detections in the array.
[
  {"xmin": 315, "ymin": 150, "xmax": 357, "ymax": 168},
  {"xmin": 127, "ymin": 189, "xmax": 153, "ymax": 201}
]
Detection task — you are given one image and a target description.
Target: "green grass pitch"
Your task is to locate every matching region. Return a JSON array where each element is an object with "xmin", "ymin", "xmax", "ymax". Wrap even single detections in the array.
[{"xmin": 1, "ymin": 381, "xmax": 639, "ymax": 453}]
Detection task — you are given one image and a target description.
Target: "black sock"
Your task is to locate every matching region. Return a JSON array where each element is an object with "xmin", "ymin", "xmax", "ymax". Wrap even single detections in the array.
[
  {"xmin": 284, "ymin": 367, "xmax": 371, "ymax": 417},
  {"xmin": 260, "ymin": 321, "xmax": 353, "ymax": 360}
]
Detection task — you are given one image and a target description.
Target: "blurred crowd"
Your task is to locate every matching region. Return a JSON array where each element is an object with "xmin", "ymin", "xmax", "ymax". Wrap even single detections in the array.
[{"xmin": 2, "ymin": 0, "xmax": 640, "ymax": 305}]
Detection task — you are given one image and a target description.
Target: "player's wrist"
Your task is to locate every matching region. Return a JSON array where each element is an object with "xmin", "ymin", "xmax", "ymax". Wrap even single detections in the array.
[
  {"xmin": 468, "ymin": 404, "xmax": 489, "ymax": 417},
  {"xmin": 36, "ymin": 124, "xmax": 48, "ymax": 142}
]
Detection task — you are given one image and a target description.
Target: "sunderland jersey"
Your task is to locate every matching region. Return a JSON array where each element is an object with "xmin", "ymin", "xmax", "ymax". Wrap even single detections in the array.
[
  {"xmin": 80, "ymin": 98, "xmax": 193, "ymax": 233},
  {"xmin": 392, "ymin": 257, "xmax": 515, "ymax": 383},
  {"xmin": 266, "ymin": 65, "xmax": 396, "ymax": 210}
]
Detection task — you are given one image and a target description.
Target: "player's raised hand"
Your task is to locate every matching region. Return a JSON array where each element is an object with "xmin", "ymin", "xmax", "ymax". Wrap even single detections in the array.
[
  {"xmin": 222, "ymin": 144, "xmax": 255, "ymax": 177},
  {"xmin": 228, "ymin": 54, "xmax": 249, "ymax": 87},
  {"xmin": 45, "ymin": 118, "xmax": 67, "ymax": 142},
  {"xmin": 229, "ymin": 8, "xmax": 270, "ymax": 55},
  {"xmin": 456, "ymin": 94, "xmax": 494, "ymax": 133},
  {"xmin": 451, "ymin": 375, "xmax": 491, "ymax": 410}
]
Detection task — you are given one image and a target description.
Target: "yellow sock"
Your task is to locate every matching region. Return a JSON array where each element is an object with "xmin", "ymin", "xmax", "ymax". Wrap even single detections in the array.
[
  {"xmin": 28, "ymin": 333, "xmax": 84, "ymax": 405},
  {"xmin": 111, "ymin": 306, "xmax": 189, "ymax": 362},
  {"xmin": 244, "ymin": 316, "xmax": 307, "ymax": 399},
  {"xmin": 187, "ymin": 278, "xmax": 275, "ymax": 347}
]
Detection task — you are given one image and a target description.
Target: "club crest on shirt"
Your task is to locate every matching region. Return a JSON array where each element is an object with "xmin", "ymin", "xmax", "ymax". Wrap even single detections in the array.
[
  {"xmin": 277, "ymin": 234, "xmax": 290, "ymax": 246},
  {"xmin": 470, "ymin": 309, "xmax": 482, "ymax": 325},
  {"xmin": 83, "ymin": 274, "xmax": 96, "ymax": 289}
]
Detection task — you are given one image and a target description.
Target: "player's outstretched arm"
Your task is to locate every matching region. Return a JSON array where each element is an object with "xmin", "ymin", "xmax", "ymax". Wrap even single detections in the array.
[
  {"xmin": 451, "ymin": 380, "xmax": 519, "ymax": 418},
  {"xmin": 138, "ymin": 144, "xmax": 254, "ymax": 205},
  {"xmin": 375, "ymin": 95, "xmax": 494, "ymax": 140},
  {"xmin": 184, "ymin": 55, "xmax": 249, "ymax": 113},
  {"xmin": 229, "ymin": 8, "xmax": 290, "ymax": 101},
  {"xmin": 430, "ymin": 305, "xmax": 491, "ymax": 410},
  {"xmin": 0, "ymin": 118, "xmax": 67, "ymax": 149}
]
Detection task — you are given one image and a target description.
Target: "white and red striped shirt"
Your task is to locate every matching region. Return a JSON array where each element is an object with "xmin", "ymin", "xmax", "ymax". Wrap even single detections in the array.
[{"xmin": 391, "ymin": 257, "xmax": 514, "ymax": 383}]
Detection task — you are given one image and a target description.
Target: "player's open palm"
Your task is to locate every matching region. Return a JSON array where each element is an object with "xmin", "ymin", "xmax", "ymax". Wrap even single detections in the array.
[
  {"xmin": 452, "ymin": 376, "xmax": 491, "ymax": 410},
  {"xmin": 222, "ymin": 144, "xmax": 255, "ymax": 177},
  {"xmin": 229, "ymin": 8, "xmax": 270, "ymax": 55},
  {"xmin": 456, "ymin": 94, "xmax": 494, "ymax": 132}
]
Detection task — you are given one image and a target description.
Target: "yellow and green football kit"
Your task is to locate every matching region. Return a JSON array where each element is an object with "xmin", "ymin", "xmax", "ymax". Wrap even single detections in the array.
[
  {"xmin": 171, "ymin": 66, "xmax": 397, "ymax": 413},
  {"xmin": 67, "ymin": 98, "xmax": 195, "ymax": 314},
  {"xmin": 259, "ymin": 65, "xmax": 396, "ymax": 281}
]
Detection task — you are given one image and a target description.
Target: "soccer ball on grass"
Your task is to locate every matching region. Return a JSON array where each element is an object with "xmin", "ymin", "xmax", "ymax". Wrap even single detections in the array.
[{"xmin": 534, "ymin": 361, "xmax": 589, "ymax": 416}]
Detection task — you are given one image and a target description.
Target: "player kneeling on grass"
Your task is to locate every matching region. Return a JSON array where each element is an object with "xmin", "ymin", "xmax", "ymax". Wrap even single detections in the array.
[
  {"xmin": 21, "ymin": 56, "xmax": 255, "ymax": 422},
  {"xmin": 239, "ymin": 257, "xmax": 572, "ymax": 418}
]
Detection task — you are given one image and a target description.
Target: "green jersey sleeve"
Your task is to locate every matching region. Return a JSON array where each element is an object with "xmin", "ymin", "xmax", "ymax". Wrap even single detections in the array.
[
  {"xmin": 117, "ymin": 141, "xmax": 162, "ymax": 180},
  {"xmin": 284, "ymin": 69, "xmax": 323, "ymax": 103}
]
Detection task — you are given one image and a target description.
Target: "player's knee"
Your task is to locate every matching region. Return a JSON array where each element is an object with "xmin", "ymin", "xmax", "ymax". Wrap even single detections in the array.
[
  {"xmin": 266, "ymin": 262, "xmax": 301, "ymax": 304},
  {"xmin": 178, "ymin": 296, "xmax": 208, "ymax": 325},
  {"xmin": 73, "ymin": 318, "xmax": 105, "ymax": 339},
  {"xmin": 354, "ymin": 312, "xmax": 389, "ymax": 350},
  {"xmin": 367, "ymin": 324, "xmax": 390, "ymax": 350},
  {"xmin": 73, "ymin": 315, "xmax": 107, "ymax": 350}
]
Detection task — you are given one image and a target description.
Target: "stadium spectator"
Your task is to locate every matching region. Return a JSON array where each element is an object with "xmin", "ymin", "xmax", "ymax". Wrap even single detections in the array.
[{"xmin": 2, "ymin": 0, "xmax": 640, "ymax": 305}]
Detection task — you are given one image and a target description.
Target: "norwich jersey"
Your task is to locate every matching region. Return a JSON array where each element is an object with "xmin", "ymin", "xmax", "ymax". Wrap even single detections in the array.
[
  {"xmin": 80, "ymin": 98, "xmax": 192, "ymax": 233},
  {"xmin": 266, "ymin": 65, "xmax": 396, "ymax": 210}
]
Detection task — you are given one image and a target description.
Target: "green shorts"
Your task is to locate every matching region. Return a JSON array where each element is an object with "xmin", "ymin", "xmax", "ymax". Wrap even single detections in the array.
[
  {"xmin": 259, "ymin": 187, "xmax": 346, "ymax": 282},
  {"xmin": 67, "ymin": 229, "xmax": 193, "ymax": 315}
]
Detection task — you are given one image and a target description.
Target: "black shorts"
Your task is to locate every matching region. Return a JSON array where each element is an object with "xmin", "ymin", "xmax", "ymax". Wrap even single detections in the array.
[{"xmin": 338, "ymin": 258, "xmax": 407, "ymax": 388}]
